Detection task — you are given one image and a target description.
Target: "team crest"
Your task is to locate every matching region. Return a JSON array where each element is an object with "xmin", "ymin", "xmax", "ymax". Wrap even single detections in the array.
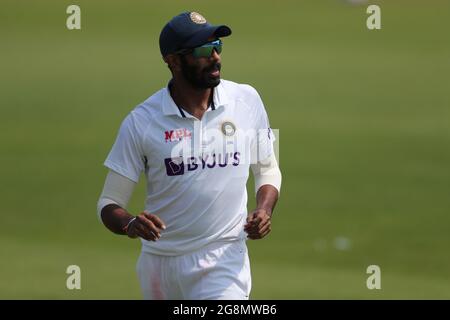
[
  {"xmin": 190, "ymin": 12, "xmax": 206, "ymax": 24},
  {"xmin": 221, "ymin": 121, "xmax": 236, "ymax": 137}
]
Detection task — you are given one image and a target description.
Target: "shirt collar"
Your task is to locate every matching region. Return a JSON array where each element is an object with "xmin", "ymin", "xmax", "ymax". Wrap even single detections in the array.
[{"xmin": 162, "ymin": 79, "xmax": 229, "ymax": 118}]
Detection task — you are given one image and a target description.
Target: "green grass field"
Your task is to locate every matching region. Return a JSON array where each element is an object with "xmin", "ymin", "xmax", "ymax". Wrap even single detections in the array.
[{"xmin": 1, "ymin": 0, "xmax": 449, "ymax": 299}]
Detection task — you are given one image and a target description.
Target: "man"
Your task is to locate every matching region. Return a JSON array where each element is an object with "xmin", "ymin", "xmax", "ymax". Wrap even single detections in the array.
[{"xmin": 97, "ymin": 11, "xmax": 282, "ymax": 300}]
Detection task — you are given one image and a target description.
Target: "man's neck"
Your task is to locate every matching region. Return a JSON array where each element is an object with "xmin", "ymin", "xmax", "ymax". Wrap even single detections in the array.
[{"xmin": 169, "ymin": 78, "xmax": 213, "ymax": 120}]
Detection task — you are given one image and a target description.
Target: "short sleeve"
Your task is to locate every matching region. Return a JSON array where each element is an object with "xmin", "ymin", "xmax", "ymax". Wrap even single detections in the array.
[
  {"xmin": 104, "ymin": 112, "xmax": 146, "ymax": 183},
  {"xmin": 250, "ymin": 90, "xmax": 275, "ymax": 164}
]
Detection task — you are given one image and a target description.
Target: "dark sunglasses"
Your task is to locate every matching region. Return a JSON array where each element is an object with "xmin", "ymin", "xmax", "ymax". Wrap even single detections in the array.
[{"xmin": 176, "ymin": 39, "xmax": 223, "ymax": 58}]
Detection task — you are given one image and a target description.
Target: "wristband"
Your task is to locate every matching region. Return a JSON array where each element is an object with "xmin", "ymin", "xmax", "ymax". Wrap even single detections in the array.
[{"xmin": 123, "ymin": 217, "xmax": 137, "ymax": 234}]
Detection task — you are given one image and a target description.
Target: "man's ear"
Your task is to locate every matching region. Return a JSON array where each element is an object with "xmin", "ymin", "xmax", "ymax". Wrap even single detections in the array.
[{"xmin": 164, "ymin": 54, "xmax": 181, "ymax": 72}]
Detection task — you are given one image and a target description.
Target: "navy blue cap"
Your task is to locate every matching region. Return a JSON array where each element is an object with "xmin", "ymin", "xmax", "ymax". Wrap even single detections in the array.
[{"xmin": 159, "ymin": 11, "xmax": 232, "ymax": 57}]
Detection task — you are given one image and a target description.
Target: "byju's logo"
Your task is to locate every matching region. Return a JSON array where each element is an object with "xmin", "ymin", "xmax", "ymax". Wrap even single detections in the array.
[
  {"xmin": 164, "ymin": 157, "xmax": 185, "ymax": 176},
  {"xmin": 164, "ymin": 152, "xmax": 240, "ymax": 177}
]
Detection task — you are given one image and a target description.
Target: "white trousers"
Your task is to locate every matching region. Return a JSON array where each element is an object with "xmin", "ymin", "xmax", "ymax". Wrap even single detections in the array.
[{"xmin": 136, "ymin": 240, "xmax": 251, "ymax": 300}]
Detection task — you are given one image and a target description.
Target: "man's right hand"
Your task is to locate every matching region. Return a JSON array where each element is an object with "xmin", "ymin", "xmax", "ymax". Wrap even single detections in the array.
[{"xmin": 126, "ymin": 212, "xmax": 166, "ymax": 241}]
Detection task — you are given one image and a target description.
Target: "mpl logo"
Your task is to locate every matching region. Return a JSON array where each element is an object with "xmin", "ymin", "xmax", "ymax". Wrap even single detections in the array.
[{"xmin": 165, "ymin": 128, "xmax": 191, "ymax": 142}]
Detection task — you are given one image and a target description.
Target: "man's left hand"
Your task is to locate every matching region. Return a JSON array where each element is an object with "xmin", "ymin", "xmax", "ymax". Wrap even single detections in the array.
[{"xmin": 244, "ymin": 209, "xmax": 272, "ymax": 240}]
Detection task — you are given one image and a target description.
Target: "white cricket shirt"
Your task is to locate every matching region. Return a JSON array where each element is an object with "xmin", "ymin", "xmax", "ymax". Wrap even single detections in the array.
[{"xmin": 104, "ymin": 79, "xmax": 275, "ymax": 256}]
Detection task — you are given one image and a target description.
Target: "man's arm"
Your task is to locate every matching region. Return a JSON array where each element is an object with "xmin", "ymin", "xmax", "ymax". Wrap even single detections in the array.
[
  {"xmin": 256, "ymin": 184, "xmax": 279, "ymax": 217},
  {"xmin": 245, "ymin": 154, "xmax": 282, "ymax": 239},
  {"xmin": 100, "ymin": 204, "xmax": 134, "ymax": 235},
  {"xmin": 98, "ymin": 170, "xmax": 166, "ymax": 241},
  {"xmin": 244, "ymin": 185, "xmax": 279, "ymax": 240},
  {"xmin": 101, "ymin": 204, "xmax": 165, "ymax": 241}
]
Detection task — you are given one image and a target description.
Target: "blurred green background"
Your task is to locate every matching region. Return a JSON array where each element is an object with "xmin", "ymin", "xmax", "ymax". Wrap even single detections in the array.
[{"xmin": 1, "ymin": 0, "xmax": 449, "ymax": 299}]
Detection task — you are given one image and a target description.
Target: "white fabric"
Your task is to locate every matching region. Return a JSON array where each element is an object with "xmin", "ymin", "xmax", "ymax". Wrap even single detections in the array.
[
  {"xmin": 104, "ymin": 79, "xmax": 276, "ymax": 256},
  {"xmin": 136, "ymin": 239, "xmax": 251, "ymax": 300},
  {"xmin": 97, "ymin": 170, "xmax": 137, "ymax": 220},
  {"xmin": 96, "ymin": 198, "xmax": 118, "ymax": 222},
  {"xmin": 251, "ymin": 153, "xmax": 282, "ymax": 194}
]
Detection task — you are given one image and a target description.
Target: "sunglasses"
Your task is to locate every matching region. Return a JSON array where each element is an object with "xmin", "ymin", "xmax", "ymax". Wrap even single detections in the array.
[{"xmin": 176, "ymin": 39, "xmax": 223, "ymax": 58}]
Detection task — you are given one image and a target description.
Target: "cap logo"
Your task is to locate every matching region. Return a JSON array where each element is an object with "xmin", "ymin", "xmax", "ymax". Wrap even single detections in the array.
[{"xmin": 190, "ymin": 12, "xmax": 207, "ymax": 24}]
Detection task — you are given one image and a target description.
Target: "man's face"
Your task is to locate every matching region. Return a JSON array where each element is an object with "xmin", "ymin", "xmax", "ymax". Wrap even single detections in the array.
[{"xmin": 179, "ymin": 46, "xmax": 222, "ymax": 89}]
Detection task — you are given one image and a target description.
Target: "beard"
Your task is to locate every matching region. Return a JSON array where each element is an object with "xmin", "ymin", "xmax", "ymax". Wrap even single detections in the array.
[{"xmin": 180, "ymin": 56, "xmax": 221, "ymax": 89}]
